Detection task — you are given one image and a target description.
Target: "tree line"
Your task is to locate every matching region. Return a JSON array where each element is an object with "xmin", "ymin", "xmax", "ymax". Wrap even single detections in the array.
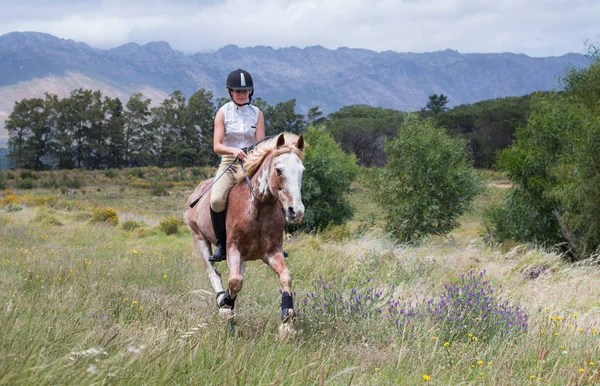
[
  {"xmin": 5, "ymin": 85, "xmax": 543, "ymax": 171},
  {"xmin": 5, "ymin": 89, "xmax": 315, "ymax": 171}
]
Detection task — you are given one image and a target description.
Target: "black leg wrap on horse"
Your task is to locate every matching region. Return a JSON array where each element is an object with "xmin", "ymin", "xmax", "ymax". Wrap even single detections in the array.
[
  {"xmin": 217, "ymin": 290, "xmax": 236, "ymax": 309},
  {"xmin": 281, "ymin": 291, "xmax": 294, "ymax": 322}
]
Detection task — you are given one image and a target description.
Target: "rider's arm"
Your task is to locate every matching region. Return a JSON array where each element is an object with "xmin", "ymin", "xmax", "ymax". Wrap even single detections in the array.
[{"xmin": 255, "ymin": 110, "xmax": 265, "ymax": 141}]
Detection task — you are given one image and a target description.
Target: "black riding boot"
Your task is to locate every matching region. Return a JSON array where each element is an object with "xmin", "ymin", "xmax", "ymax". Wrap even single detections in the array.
[{"xmin": 209, "ymin": 208, "xmax": 227, "ymax": 262}]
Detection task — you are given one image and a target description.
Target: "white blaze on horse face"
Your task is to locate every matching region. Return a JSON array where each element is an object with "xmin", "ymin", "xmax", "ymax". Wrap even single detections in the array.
[{"xmin": 275, "ymin": 152, "xmax": 305, "ymax": 222}]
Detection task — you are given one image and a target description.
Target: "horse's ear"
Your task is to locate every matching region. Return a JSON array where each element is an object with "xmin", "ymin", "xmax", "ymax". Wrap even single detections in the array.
[
  {"xmin": 275, "ymin": 133, "xmax": 286, "ymax": 148},
  {"xmin": 296, "ymin": 135, "xmax": 304, "ymax": 151}
]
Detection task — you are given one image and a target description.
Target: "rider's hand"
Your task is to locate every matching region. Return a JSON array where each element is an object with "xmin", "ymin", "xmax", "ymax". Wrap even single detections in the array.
[{"xmin": 232, "ymin": 148, "xmax": 246, "ymax": 159}]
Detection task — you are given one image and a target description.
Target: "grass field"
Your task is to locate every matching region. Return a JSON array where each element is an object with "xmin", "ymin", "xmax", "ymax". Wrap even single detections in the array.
[{"xmin": 1, "ymin": 168, "xmax": 600, "ymax": 385}]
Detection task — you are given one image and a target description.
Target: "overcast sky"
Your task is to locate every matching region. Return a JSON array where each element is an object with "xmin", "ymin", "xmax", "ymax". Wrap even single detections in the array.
[{"xmin": 1, "ymin": 0, "xmax": 598, "ymax": 57}]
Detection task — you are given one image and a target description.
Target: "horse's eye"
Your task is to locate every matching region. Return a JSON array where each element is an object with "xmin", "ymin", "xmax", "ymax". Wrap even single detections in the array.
[{"xmin": 276, "ymin": 168, "xmax": 283, "ymax": 176}]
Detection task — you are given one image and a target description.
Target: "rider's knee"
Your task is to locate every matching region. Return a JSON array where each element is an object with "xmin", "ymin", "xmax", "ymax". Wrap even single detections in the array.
[{"xmin": 210, "ymin": 197, "xmax": 226, "ymax": 213}]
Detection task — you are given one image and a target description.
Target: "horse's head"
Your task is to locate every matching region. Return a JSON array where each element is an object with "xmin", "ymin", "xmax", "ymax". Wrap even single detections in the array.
[{"xmin": 271, "ymin": 134, "xmax": 305, "ymax": 223}]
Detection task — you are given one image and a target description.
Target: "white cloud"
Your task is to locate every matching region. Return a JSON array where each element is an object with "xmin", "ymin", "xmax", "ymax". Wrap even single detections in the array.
[{"xmin": 0, "ymin": 0, "xmax": 598, "ymax": 56}]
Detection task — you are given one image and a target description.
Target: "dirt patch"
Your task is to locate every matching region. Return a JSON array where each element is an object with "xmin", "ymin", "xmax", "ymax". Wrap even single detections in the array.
[{"xmin": 489, "ymin": 181, "xmax": 512, "ymax": 189}]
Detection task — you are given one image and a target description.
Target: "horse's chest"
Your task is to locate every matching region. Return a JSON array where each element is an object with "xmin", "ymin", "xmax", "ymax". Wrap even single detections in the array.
[{"xmin": 230, "ymin": 213, "xmax": 283, "ymax": 254}]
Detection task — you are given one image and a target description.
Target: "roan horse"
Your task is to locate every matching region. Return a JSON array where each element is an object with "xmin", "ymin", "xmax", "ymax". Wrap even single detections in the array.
[{"xmin": 186, "ymin": 133, "xmax": 305, "ymax": 332}]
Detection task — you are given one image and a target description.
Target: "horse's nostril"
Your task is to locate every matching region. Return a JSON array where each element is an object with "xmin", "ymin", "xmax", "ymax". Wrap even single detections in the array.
[{"xmin": 288, "ymin": 207, "xmax": 295, "ymax": 218}]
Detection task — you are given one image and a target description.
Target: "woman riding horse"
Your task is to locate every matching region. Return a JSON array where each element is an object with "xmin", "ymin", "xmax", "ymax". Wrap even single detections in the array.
[
  {"xmin": 186, "ymin": 132, "xmax": 305, "ymax": 331},
  {"xmin": 209, "ymin": 69, "xmax": 265, "ymax": 262},
  {"xmin": 186, "ymin": 69, "xmax": 304, "ymax": 331}
]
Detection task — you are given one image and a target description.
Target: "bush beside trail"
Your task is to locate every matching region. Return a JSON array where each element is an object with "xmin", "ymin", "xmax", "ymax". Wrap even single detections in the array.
[
  {"xmin": 371, "ymin": 115, "xmax": 482, "ymax": 242},
  {"xmin": 487, "ymin": 44, "xmax": 600, "ymax": 260}
]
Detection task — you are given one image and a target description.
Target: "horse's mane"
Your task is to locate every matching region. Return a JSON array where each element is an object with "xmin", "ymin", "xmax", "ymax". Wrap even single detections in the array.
[{"xmin": 236, "ymin": 133, "xmax": 304, "ymax": 181}]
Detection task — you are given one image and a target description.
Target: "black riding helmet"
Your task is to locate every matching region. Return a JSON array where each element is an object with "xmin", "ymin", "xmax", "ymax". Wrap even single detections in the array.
[{"xmin": 226, "ymin": 69, "xmax": 254, "ymax": 106}]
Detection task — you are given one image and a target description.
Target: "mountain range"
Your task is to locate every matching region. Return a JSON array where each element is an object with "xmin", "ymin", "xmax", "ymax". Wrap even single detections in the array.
[{"xmin": 0, "ymin": 31, "xmax": 590, "ymax": 142}]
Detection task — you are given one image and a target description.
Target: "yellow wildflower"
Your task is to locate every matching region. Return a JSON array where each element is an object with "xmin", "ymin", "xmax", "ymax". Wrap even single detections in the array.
[{"xmin": 422, "ymin": 374, "xmax": 431, "ymax": 381}]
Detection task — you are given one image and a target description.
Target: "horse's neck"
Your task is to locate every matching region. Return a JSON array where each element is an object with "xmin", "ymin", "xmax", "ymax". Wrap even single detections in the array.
[{"xmin": 250, "ymin": 170, "xmax": 277, "ymax": 204}]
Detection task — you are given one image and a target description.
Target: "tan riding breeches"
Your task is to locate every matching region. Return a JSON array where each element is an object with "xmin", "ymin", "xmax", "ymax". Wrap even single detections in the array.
[{"xmin": 210, "ymin": 155, "xmax": 241, "ymax": 213}]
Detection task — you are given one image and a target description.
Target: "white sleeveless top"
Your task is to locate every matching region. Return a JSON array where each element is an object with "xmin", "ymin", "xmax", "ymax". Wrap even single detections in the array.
[{"xmin": 219, "ymin": 101, "xmax": 259, "ymax": 149}]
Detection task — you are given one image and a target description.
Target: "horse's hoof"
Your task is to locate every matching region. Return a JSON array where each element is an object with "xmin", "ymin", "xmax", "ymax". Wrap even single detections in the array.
[
  {"xmin": 278, "ymin": 321, "xmax": 297, "ymax": 340},
  {"xmin": 219, "ymin": 308, "xmax": 235, "ymax": 320},
  {"xmin": 217, "ymin": 290, "xmax": 236, "ymax": 309}
]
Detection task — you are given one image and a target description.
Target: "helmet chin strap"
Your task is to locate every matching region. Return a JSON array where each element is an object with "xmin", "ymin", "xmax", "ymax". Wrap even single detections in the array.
[{"xmin": 229, "ymin": 90, "xmax": 253, "ymax": 106}]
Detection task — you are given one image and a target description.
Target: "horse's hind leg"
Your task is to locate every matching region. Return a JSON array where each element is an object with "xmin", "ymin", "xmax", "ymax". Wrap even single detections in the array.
[{"xmin": 193, "ymin": 235, "xmax": 224, "ymax": 294}]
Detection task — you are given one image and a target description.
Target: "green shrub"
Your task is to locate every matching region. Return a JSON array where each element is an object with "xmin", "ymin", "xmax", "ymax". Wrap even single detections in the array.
[
  {"xmin": 287, "ymin": 126, "xmax": 358, "ymax": 232},
  {"xmin": 91, "ymin": 207, "xmax": 119, "ymax": 226},
  {"xmin": 0, "ymin": 173, "xmax": 6, "ymax": 190},
  {"xmin": 489, "ymin": 90, "xmax": 600, "ymax": 259},
  {"xmin": 4, "ymin": 203, "xmax": 23, "ymax": 212},
  {"xmin": 59, "ymin": 173, "xmax": 83, "ymax": 189},
  {"xmin": 19, "ymin": 170, "xmax": 38, "ymax": 180},
  {"xmin": 41, "ymin": 173, "xmax": 59, "ymax": 189},
  {"xmin": 33, "ymin": 208, "xmax": 63, "ymax": 226},
  {"xmin": 485, "ymin": 44, "xmax": 600, "ymax": 260},
  {"xmin": 372, "ymin": 115, "xmax": 482, "ymax": 242},
  {"xmin": 104, "ymin": 169, "xmax": 117, "ymax": 178},
  {"xmin": 16, "ymin": 179, "xmax": 35, "ymax": 189},
  {"xmin": 150, "ymin": 181, "xmax": 170, "ymax": 196},
  {"xmin": 130, "ymin": 168, "xmax": 145, "ymax": 179},
  {"xmin": 159, "ymin": 215, "xmax": 183, "ymax": 235},
  {"xmin": 122, "ymin": 219, "xmax": 143, "ymax": 231}
]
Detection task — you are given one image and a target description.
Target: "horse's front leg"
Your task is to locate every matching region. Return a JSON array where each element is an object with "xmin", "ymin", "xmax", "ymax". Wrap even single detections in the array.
[
  {"xmin": 216, "ymin": 246, "xmax": 244, "ymax": 320},
  {"xmin": 267, "ymin": 253, "xmax": 295, "ymax": 325}
]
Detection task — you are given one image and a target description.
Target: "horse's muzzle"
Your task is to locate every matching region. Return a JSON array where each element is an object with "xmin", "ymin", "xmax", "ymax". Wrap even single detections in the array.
[{"xmin": 285, "ymin": 205, "xmax": 304, "ymax": 223}]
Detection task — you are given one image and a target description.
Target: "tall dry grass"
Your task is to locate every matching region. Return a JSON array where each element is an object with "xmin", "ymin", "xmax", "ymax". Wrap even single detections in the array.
[{"xmin": 0, "ymin": 168, "xmax": 599, "ymax": 385}]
